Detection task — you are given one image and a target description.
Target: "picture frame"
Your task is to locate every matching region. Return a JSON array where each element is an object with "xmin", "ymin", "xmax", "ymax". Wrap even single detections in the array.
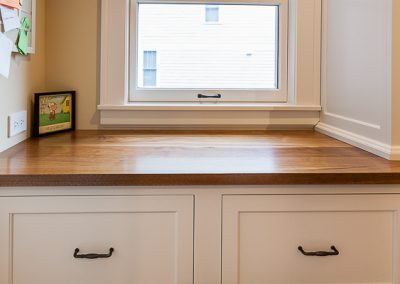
[{"xmin": 33, "ymin": 91, "xmax": 76, "ymax": 137}]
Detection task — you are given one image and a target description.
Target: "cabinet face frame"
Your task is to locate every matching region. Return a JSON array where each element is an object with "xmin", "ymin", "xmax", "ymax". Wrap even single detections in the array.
[
  {"xmin": 0, "ymin": 195, "xmax": 194, "ymax": 284},
  {"xmin": 222, "ymin": 194, "xmax": 400, "ymax": 284}
]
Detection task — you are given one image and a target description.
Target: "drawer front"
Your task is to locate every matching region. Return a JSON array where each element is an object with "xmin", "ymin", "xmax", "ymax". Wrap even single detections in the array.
[
  {"xmin": 0, "ymin": 195, "xmax": 193, "ymax": 284},
  {"xmin": 222, "ymin": 195, "xmax": 400, "ymax": 284}
]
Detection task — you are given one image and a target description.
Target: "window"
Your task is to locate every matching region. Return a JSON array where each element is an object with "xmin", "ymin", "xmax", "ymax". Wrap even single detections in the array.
[
  {"xmin": 142, "ymin": 51, "xmax": 157, "ymax": 87},
  {"xmin": 205, "ymin": 5, "xmax": 219, "ymax": 23},
  {"xmin": 101, "ymin": 1, "xmax": 323, "ymax": 125},
  {"xmin": 131, "ymin": 0, "xmax": 288, "ymax": 102}
]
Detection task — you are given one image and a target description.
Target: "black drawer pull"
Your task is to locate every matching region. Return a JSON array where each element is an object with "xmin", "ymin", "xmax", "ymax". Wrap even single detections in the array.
[
  {"xmin": 198, "ymin": 94, "xmax": 222, "ymax": 99},
  {"xmin": 298, "ymin": 246, "xmax": 339, "ymax": 257},
  {"xmin": 74, "ymin": 248, "xmax": 114, "ymax": 259}
]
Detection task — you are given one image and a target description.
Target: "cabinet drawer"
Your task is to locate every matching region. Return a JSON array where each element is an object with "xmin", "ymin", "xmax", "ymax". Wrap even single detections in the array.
[
  {"xmin": 0, "ymin": 195, "xmax": 193, "ymax": 284},
  {"xmin": 222, "ymin": 195, "xmax": 400, "ymax": 284}
]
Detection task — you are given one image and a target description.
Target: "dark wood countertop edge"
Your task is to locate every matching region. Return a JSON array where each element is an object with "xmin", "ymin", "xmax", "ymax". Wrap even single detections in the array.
[{"xmin": 1, "ymin": 173, "xmax": 400, "ymax": 187}]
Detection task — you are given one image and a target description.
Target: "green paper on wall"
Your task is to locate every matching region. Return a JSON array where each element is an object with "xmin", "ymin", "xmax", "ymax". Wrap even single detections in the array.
[{"xmin": 17, "ymin": 17, "xmax": 30, "ymax": 55}]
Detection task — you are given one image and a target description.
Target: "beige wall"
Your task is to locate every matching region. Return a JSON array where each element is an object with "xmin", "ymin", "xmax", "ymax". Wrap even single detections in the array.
[
  {"xmin": 45, "ymin": 0, "xmax": 100, "ymax": 130},
  {"xmin": 392, "ymin": 0, "xmax": 400, "ymax": 146},
  {"xmin": 0, "ymin": 0, "xmax": 46, "ymax": 153}
]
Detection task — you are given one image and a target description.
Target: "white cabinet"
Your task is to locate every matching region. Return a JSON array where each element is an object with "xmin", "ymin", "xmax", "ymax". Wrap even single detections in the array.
[
  {"xmin": 0, "ymin": 195, "xmax": 194, "ymax": 284},
  {"xmin": 1, "ymin": 189, "xmax": 400, "ymax": 284},
  {"xmin": 222, "ymin": 194, "xmax": 400, "ymax": 284}
]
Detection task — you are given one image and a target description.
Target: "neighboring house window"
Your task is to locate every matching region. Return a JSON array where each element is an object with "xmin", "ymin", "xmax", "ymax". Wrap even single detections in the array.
[
  {"xmin": 132, "ymin": 1, "xmax": 288, "ymax": 102},
  {"xmin": 205, "ymin": 5, "xmax": 219, "ymax": 23},
  {"xmin": 143, "ymin": 51, "xmax": 157, "ymax": 87}
]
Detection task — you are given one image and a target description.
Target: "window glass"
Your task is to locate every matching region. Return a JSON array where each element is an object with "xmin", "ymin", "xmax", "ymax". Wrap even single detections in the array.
[{"xmin": 137, "ymin": 4, "xmax": 278, "ymax": 90}]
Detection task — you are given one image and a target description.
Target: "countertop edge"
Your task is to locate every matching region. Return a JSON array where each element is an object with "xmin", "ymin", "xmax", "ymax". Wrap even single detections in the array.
[{"xmin": 1, "ymin": 173, "xmax": 400, "ymax": 187}]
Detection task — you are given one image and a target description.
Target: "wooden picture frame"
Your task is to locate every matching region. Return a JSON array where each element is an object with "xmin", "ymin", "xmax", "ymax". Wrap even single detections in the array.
[{"xmin": 33, "ymin": 91, "xmax": 76, "ymax": 137}]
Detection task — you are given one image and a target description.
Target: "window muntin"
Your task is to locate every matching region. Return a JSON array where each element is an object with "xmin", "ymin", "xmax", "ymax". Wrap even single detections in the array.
[{"xmin": 130, "ymin": 0, "xmax": 288, "ymax": 102}]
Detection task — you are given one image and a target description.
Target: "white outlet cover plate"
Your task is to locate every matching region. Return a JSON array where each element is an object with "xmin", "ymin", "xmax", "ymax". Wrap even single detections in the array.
[{"xmin": 8, "ymin": 110, "xmax": 27, "ymax": 137}]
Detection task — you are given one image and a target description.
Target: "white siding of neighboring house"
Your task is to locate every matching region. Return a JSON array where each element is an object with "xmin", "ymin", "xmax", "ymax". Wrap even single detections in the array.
[{"xmin": 137, "ymin": 4, "xmax": 278, "ymax": 89}]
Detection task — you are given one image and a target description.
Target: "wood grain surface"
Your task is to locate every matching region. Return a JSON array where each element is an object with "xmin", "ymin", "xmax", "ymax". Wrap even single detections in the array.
[{"xmin": 1, "ymin": 130, "xmax": 400, "ymax": 186}]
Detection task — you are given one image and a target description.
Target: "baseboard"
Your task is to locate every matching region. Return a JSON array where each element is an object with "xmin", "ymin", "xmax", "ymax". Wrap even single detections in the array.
[{"xmin": 316, "ymin": 122, "xmax": 400, "ymax": 160}]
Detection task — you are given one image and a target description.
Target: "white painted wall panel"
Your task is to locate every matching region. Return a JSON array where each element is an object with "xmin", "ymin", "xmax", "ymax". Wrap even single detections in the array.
[
  {"xmin": 293, "ymin": 0, "xmax": 321, "ymax": 106},
  {"xmin": 318, "ymin": 0, "xmax": 393, "ymax": 157}
]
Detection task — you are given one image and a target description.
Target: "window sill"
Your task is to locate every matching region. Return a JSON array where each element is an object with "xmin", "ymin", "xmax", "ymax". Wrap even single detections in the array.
[
  {"xmin": 98, "ymin": 103, "xmax": 321, "ymax": 128},
  {"xmin": 98, "ymin": 103, "xmax": 322, "ymax": 112}
]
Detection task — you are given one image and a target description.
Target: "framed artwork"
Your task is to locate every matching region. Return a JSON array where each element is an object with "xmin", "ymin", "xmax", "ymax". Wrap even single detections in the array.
[{"xmin": 33, "ymin": 91, "xmax": 76, "ymax": 137}]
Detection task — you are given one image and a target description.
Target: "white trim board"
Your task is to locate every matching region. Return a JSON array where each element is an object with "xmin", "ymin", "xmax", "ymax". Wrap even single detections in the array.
[
  {"xmin": 316, "ymin": 122, "xmax": 400, "ymax": 161},
  {"xmin": 100, "ymin": 109, "xmax": 320, "ymax": 127},
  {"xmin": 98, "ymin": 103, "xmax": 322, "ymax": 111}
]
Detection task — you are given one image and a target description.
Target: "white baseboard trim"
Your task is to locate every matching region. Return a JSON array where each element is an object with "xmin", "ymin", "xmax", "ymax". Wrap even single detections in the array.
[{"xmin": 316, "ymin": 122, "xmax": 400, "ymax": 160}]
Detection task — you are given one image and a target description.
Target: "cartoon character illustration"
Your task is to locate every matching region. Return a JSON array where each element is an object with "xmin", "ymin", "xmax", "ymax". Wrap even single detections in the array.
[{"xmin": 48, "ymin": 102, "xmax": 58, "ymax": 121}]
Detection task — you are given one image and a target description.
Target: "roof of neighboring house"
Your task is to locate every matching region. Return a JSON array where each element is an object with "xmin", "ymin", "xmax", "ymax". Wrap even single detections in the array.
[{"xmin": 61, "ymin": 96, "xmax": 71, "ymax": 104}]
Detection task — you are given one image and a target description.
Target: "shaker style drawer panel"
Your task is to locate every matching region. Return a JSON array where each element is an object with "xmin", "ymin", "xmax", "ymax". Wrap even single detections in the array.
[
  {"xmin": 0, "ymin": 196, "xmax": 194, "ymax": 284},
  {"xmin": 222, "ymin": 195, "xmax": 400, "ymax": 284}
]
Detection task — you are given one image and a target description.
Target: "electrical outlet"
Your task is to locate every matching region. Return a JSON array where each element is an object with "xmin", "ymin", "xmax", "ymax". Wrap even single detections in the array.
[{"xmin": 8, "ymin": 111, "xmax": 27, "ymax": 137}]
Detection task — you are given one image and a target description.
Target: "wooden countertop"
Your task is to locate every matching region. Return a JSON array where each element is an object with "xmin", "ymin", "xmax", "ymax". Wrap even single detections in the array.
[{"xmin": 1, "ymin": 130, "xmax": 400, "ymax": 187}]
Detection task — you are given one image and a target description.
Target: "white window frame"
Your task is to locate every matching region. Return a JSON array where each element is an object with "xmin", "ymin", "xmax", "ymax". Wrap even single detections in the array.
[
  {"xmin": 99, "ymin": 0, "xmax": 322, "ymax": 128},
  {"xmin": 129, "ymin": 0, "xmax": 289, "ymax": 103}
]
